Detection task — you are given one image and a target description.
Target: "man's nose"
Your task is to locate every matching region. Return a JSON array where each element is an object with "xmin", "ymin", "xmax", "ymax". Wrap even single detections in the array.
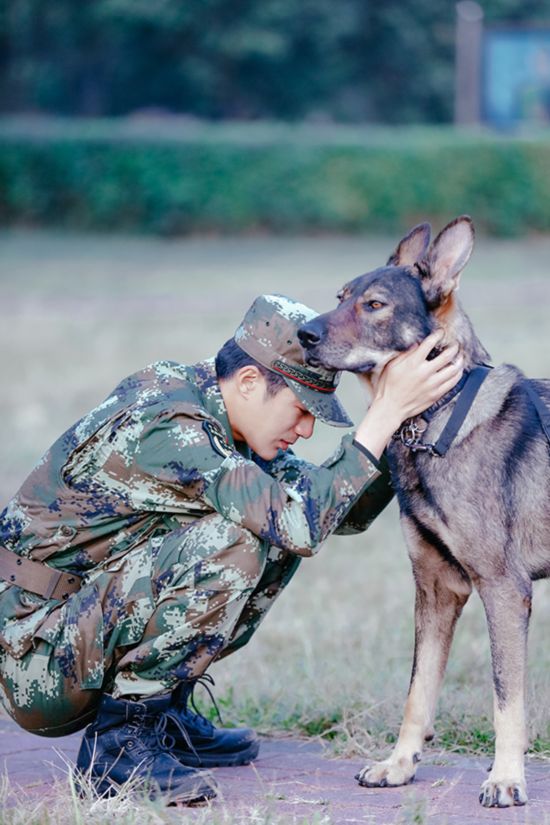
[
  {"xmin": 297, "ymin": 320, "xmax": 325, "ymax": 350},
  {"xmin": 296, "ymin": 414, "xmax": 315, "ymax": 440}
]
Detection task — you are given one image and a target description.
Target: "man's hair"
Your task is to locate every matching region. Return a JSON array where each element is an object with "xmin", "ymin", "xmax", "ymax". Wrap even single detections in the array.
[{"xmin": 215, "ymin": 338, "xmax": 287, "ymax": 397}]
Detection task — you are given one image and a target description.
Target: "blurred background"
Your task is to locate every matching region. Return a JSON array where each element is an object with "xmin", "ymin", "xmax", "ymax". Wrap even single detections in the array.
[
  {"xmin": 3, "ymin": 0, "xmax": 550, "ymax": 236},
  {"xmin": 1, "ymin": 0, "xmax": 550, "ymax": 756}
]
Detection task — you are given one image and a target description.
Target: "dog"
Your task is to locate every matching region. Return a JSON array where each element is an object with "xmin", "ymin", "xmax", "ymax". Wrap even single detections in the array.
[{"xmin": 297, "ymin": 216, "xmax": 550, "ymax": 808}]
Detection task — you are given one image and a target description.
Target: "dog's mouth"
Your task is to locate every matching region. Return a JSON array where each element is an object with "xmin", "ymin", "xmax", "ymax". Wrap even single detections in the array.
[
  {"xmin": 355, "ymin": 361, "xmax": 376, "ymax": 374},
  {"xmin": 305, "ymin": 352, "xmax": 322, "ymax": 367},
  {"xmin": 305, "ymin": 348, "xmax": 379, "ymax": 375}
]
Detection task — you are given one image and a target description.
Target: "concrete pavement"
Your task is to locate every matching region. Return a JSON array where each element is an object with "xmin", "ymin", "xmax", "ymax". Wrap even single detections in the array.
[{"xmin": 1, "ymin": 716, "xmax": 549, "ymax": 823}]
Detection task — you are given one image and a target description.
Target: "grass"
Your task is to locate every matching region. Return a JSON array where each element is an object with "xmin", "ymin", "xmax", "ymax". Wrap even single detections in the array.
[
  {"xmin": 0, "ymin": 773, "xmax": 336, "ymax": 825},
  {"xmin": 1, "ymin": 228, "xmax": 550, "ymax": 821}
]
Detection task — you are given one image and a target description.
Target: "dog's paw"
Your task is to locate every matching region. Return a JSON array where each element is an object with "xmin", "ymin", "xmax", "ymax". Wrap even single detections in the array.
[
  {"xmin": 479, "ymin": 777, "xmax": 528, "ymax": 807},
  {"xmin": 355, "ymin": 757, "xmax": 416, "ymax": 788}
]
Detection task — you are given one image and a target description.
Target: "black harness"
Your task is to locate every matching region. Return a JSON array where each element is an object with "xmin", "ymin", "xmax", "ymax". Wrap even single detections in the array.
[
  {"xmin": 524, "ymin": 381, "xmax": 550, "ymax": 443},
  {"xmin": 395, "ymin": 365, "xmax": 550, "ymax": 458}
]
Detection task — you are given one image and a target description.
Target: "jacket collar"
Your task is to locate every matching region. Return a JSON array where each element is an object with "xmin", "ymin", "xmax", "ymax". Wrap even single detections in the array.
[{"xmin": 191, "ymin": 358, "xmax": 251, "ymax": 460}]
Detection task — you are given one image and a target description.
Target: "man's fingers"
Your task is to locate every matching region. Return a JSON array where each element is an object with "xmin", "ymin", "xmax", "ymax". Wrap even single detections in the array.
[
  {"xmin": 415, "ymin": 329, "xmax": 445, "ymax": 359},
  {"xmin": 427, "ymin": 343, "xmax": 460, "ymax": 372},
  {"xmin": 433, "ymin": 373, "xmax": 462, "ymax": 399},
  {"xmin": 389, "ymin": 332, "xmax": 446, "ymax": 369},
  {"xmin": 429, "ymin": 359, "xmax": 463, "ymax": 394},
  {"xmin": 432, "ymin": 355, "xmax": 463, "ymax": 379}
]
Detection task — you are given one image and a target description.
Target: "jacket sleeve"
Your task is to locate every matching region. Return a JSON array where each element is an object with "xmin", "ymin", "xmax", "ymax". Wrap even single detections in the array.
[
  {"xmin": 256, "ymin": 442, "xmax": 394, "ymax": 536},
  {"xmin": 131, "ymin": 411, "xmax": 382, "ymax": 556},
  {"xmin": 333, "ymin": 451, "xmax": 394, "ymax": 534}
]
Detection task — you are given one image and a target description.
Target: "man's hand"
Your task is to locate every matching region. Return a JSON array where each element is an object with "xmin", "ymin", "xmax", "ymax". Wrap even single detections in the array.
[{"xmin": 354, "ymin": 331, "xmax": 464, "ymax": 460}]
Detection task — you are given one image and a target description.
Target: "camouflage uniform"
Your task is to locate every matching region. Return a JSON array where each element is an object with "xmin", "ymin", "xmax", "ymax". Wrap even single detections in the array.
[{"xmin": 0, "ymin": 297, "xmax": 393, "ymax": 737}]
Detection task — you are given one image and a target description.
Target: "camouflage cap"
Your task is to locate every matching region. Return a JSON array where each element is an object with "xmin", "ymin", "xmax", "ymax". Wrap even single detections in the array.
[{"xmin": 234, "ymin": 294, "xmax": 353, "ymax": 428}]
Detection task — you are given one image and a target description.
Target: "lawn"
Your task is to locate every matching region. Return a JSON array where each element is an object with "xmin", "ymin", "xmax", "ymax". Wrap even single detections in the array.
[{"xmin": 1, "ymin": 227, "xmax": 550, "ymax": 787}]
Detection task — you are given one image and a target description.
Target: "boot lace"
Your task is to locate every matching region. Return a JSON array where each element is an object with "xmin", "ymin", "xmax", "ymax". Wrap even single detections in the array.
[
  {"xmin": 127, "ymin": 707, "xmax": 184, "ymax": 761},
  {"xmin": 174, "ymin": 673, "xmax": 223, "ymax": 736}
]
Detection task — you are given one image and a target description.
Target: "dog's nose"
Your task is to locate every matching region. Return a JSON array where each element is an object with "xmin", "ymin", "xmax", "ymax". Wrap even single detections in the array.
[{"xmin": 298, "ymin": 321, "xmax": 323, "ymax": 349}]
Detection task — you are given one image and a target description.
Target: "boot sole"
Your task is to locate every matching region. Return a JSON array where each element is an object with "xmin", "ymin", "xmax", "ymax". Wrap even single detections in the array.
[
  {"xmin": 175, "ymin": 738, "xmax": 260, "ymax": 768},
  {"xmin": 75, "ymin": 770, "xmax": 217, "ymax": 804}
]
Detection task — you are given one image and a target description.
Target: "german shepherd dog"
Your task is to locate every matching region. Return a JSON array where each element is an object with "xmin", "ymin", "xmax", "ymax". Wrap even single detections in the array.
[{"xmin": 298, "ymin": 216, "xmax": 550, "ymax": 808}]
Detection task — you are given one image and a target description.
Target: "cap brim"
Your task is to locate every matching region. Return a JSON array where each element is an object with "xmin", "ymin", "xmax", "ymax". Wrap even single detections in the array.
[{"xmin": 283, "ymin": 377, "xmax": 353, "ymax": 428}]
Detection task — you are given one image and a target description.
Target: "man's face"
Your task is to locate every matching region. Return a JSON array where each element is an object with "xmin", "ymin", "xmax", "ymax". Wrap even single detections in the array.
[{"xmin": 240, "ymin": 379, "xmax": 316, "ymax": 460}]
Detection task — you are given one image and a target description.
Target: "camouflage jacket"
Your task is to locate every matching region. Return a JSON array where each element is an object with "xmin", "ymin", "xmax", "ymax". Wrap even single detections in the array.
[{"xmin": 0, "ymin": 359, "xmax": 393, "ymax": 657}]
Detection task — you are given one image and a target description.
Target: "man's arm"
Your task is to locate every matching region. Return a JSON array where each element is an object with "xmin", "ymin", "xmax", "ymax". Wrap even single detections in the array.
[
  {"xmin": 125, "ymin": 410, "xmax": 382, "ymax": 557},
  {"xmin": 256, "ymin": 444, "xmax": 394, "ymax": 536},
  {"xmin": 333, "ymin": 452, "xmax": 394, "ymax": 534}
]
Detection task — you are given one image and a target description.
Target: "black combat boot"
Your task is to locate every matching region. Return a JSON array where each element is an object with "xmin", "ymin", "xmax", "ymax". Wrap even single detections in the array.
[
  {"xmin": 75, "ymin": 693, "xmax": 217, "ymax": 803},
  {"xmin": 152, "ymin": 675, "xmax": 260, "ymax": 768}
]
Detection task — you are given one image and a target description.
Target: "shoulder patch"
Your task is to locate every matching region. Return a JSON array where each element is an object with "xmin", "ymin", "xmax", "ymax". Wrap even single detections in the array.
[{"xmin": 202, "ymin": 420, "xmax": 233, "ymax": 458}]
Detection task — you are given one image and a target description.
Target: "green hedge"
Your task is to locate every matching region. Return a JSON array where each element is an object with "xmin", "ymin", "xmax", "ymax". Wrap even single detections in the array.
[{"xmin": 1, "ymin": 119, "xmax": 550, "ymax": 236}]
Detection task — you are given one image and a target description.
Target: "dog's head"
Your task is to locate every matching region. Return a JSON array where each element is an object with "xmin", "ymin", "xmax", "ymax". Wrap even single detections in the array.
[{"xmin": 298, "ymin": 216, "xmax": 475, "ymax": 374}]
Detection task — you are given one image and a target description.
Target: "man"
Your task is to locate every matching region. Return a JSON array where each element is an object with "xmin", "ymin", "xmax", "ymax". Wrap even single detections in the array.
[{"xmin": 0, "ymin": 294, "xmax": 460, "ymax": 803}]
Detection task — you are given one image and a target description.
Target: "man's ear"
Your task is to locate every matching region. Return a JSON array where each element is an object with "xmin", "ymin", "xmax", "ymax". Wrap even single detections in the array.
[
  {"xmin": 235, "ymin": 365, "xmax": 262, "ymax": 397},
  {"xmin": 386, "ymin": 222, "xmax": 431, "ymax": 267},
  {"xmin": 420, "ymin": 215, "xmax": 474, "ymax": 308}
]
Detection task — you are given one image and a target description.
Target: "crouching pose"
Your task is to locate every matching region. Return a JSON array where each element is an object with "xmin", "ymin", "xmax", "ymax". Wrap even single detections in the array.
[{"xmin": 0, "ymin": 294, "xmax": 461, "ymax": 803}]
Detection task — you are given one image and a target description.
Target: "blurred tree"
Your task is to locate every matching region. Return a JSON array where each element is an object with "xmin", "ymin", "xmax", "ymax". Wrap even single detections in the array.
[
  {"xmin": 1, "ymin": 0, "xmax": 110, "ymax": 114},
  {"xmin": 482, "ymin": 0, "xmax": 550, "ymax": 21},
  {"xmin": 1, "ymin": 0, "xmax": 550, "ymax": 121},
  {"xmin": 349, "ymin": 0, "xmax": 455, "ymax": 122},
  {"xmin": 95, "ymin": 0, "xmax": 362, "ymax": 119}
]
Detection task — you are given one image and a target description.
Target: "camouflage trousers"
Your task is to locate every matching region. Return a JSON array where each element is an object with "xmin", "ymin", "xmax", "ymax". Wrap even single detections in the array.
[{"xmin": 0, "ymin": 514, "xmax": 301, "ymax": 736}]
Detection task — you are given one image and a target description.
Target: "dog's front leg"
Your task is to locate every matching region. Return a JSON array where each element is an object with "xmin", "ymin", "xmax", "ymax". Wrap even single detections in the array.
[
  {"xmin": 477, "ymin": 578, "xmax": 531, "ymax": 808},
  {"xmin": 357, "ymin": 531, "xmax": 471, "ymax": 789}
]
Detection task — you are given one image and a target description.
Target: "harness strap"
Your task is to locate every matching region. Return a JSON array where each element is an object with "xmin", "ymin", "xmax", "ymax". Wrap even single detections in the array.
[
  {"xmin": 429, "ymin": 365, "xmax": 492, "ymax": 456},
  {"xmin": 421, "ymin": 369, "xmax": 470, "ymax": 422},
  {"xmin": 0, "ymin": 545, "xmax": 81, "ymax": 600},
  {"xmin": 524, "ymin": 381, "xmax": 550, "ymax": 443}
]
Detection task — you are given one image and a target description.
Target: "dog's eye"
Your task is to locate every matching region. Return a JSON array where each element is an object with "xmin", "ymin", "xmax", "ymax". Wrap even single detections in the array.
[
  {"xmin": 363, "ymin": 300, "xmax": 385, "ymax": 311},
  {"xmin": 336, "ymin": 290, "xmax": 346, "ymax": 303}
]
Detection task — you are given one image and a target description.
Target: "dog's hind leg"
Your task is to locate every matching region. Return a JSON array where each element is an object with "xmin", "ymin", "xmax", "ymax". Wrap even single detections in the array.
[
  {"xmin": 477, "ymin": 576, "xmax": 531, "ymax": 808},
  {"xmin": 357, "ymin": 522, "xmax": 472, "ymax": 789}
]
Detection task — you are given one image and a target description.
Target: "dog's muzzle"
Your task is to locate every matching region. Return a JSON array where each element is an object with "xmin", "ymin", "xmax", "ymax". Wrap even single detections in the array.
[{"xmin": 297, "ymin": 319, "xmax": 325, "ymax": 350}]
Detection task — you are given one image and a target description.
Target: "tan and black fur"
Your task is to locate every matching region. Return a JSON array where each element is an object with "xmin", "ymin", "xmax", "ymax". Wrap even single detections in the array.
[{"xmin": 298, "ymin": 216, "xmax": 550, "ymax": 808}]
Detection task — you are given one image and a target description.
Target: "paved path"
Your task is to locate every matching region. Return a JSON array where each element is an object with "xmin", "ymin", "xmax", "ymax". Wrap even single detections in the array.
[{"xmin": 1, "ymin": 716, "xmax": 549, "ymax": 823}]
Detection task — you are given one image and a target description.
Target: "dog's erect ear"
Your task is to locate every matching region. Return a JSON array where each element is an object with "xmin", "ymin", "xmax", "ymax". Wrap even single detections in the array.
[
  {"xmin": 420, "ymin": 216, "xmax": 474, "ymax": 308},
  {"xmin": 386, "ymin": 223, "xmax": 431, "ymax": 267}
]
